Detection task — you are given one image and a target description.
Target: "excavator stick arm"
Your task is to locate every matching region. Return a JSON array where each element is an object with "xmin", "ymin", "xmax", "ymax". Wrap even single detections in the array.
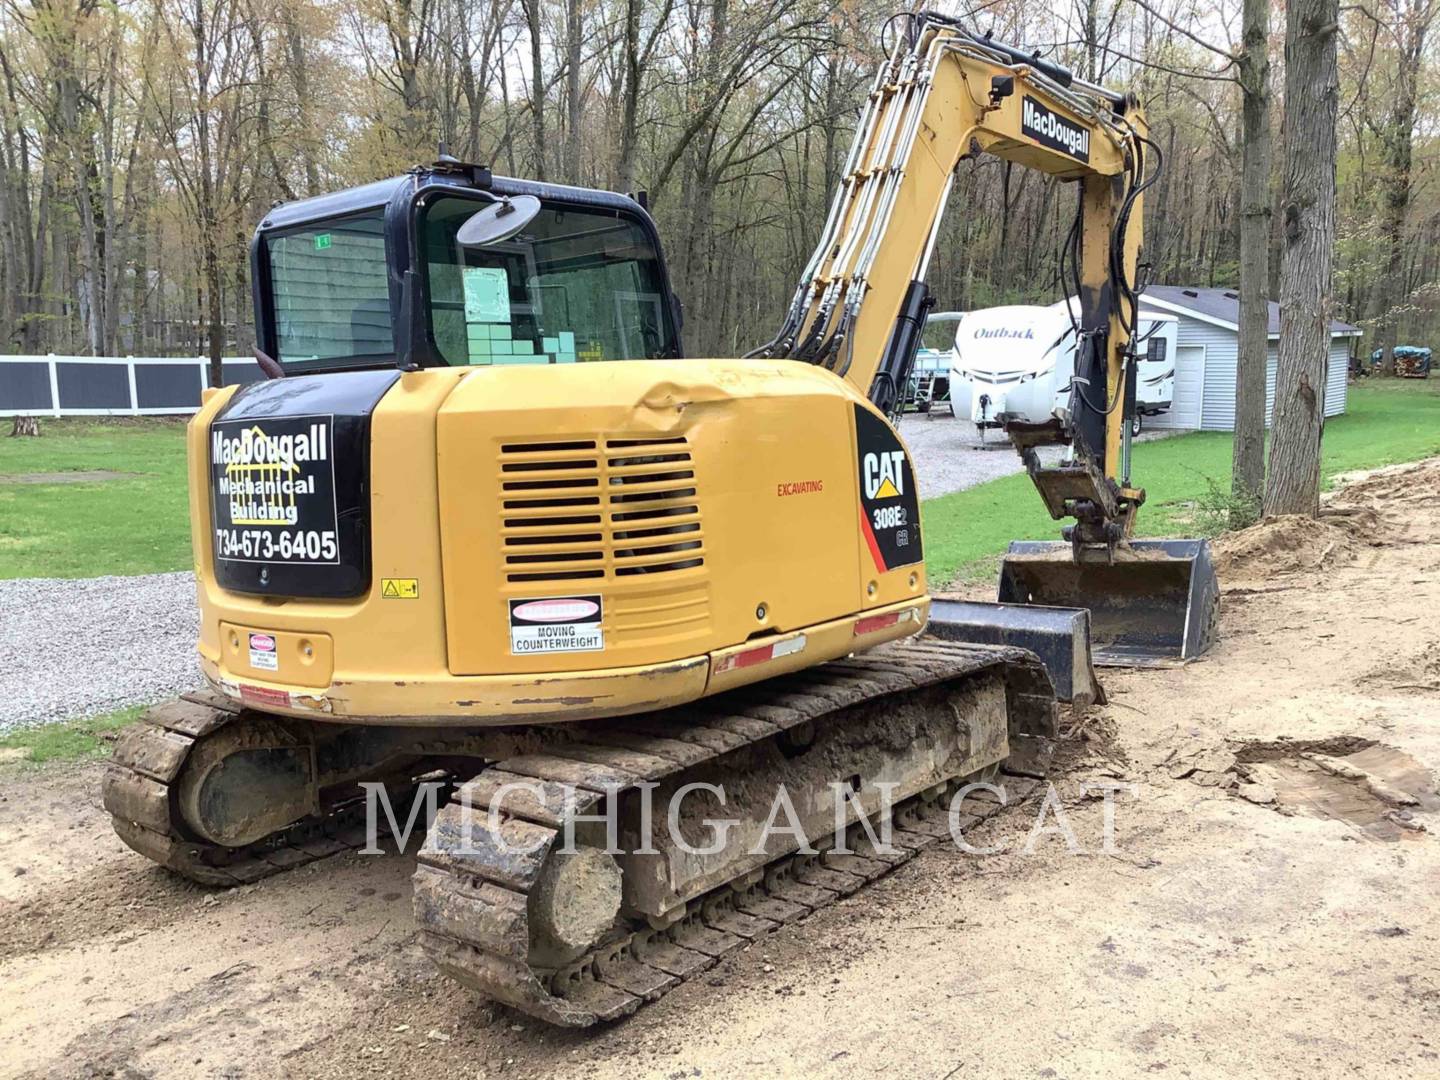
[{"xmin": 754, "ymin": 12, "xmax": 1216, "ymax": 665}]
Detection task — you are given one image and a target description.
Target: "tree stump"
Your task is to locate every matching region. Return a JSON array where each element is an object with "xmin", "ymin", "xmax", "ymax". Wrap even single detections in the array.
[{"xmin": 9, "ymin": 415, "xmax": 40, "ymax": 437}]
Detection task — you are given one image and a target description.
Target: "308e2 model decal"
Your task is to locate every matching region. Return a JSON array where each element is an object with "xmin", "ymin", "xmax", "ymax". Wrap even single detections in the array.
[{"xmin": 854, "ymin": 404, "xmax": 922, "ymax": 572}]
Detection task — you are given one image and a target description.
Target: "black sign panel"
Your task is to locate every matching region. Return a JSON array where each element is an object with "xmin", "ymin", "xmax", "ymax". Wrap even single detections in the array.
[
  {"xmin": 854, "ymin": 404, "xmax": 923, "ymax": 572},
  {"xmin": 1020, "ymin": 96, "xmax": 1090, "ymax": 163},
  {"xmin": 208, "ymin": 369, "xmax": 400, "ymax": 599}
]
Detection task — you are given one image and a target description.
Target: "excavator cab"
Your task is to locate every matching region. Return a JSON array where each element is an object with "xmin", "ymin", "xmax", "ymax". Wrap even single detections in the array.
[{"xmin": 252, "ymin": 163, "xmax": 684, "ymax": 378}]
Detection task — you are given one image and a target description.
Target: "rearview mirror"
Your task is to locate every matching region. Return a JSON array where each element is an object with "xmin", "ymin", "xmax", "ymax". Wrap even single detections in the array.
[{"xmin": 456, "ymin": 195, "xmax": 542, "ymax": 248}]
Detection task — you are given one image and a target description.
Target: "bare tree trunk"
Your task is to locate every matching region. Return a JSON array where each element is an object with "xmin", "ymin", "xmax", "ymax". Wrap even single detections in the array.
[
  {"xmin": 11, "ymin": 415, "xmax": 40, "ymax": 436},
  {"xmin": 100, "ymin": 14, "xmax": 123, "ymax": 356},
  {"xmin": 523, "ymin": 0, "xmax": 546, "ymax": 179},
  {"xmin": 1232, "ymin": 0, "xmax": 1272, "ymax": 519},
  {"xmin": 131, "ymin": 195, "xmax": 149, "ymax": 352},
  {"xmin": 1265, "ymin": 0, "xmax": 1338, "ymax": 518},
  {"xmin": 1367, "ymin": 1, "xmax": 1432, "ymax": 376},
  {"xmin": 563, "ymin": 0, "xmax": 581, "ymax": 182},
  {"xmin": 193, "ymin": 0, "xmax": 223, "ymax": 387},
  {"xmin": 282, "ymin": 3, "xmax": 321, "ymax": 196},
  {"xmin": 615, "ymin": 0, "xmax": 641, "ymax": 189}
]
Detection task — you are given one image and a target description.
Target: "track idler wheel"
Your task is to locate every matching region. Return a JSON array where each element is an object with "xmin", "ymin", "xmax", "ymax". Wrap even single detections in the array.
[
  {"xmin": 529, "ymin": 848, "xmax": 624, "ymax": 966},
  {"xmin": 176, "ymin": 716, "xmax": 316, "ymax": 847}
]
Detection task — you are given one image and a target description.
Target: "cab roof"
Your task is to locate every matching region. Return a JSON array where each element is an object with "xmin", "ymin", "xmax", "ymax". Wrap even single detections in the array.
[{"xmin": 257, "ymin": 167, "xmax": 650, "ymax": 234}]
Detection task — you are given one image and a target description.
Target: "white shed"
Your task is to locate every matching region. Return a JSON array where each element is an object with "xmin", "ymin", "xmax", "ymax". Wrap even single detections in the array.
[{"xmin": 1137, "ymin": 286, "xmax": 1360, "ymax": 431}]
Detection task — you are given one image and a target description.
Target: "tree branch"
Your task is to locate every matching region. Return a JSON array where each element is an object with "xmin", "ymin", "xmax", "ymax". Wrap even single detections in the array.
[{"xmin": 1128, "ymin": 0, "xmax": 1239, "ymax": 60}]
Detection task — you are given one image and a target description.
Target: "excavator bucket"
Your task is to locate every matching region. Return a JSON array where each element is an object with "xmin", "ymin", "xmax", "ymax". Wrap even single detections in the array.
[
  {"xmin": 997, "ymin": 539, "xmax": 1220, "ymax": 666},
  {"xmin": 927, "ymin": 598, "xmax": 1105, "ymax": 707}
]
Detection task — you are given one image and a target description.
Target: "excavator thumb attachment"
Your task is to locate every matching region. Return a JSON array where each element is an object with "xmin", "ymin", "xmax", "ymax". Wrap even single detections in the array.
[
  {"xmin": 997, "ymin": 539, "xmax": 1219, "ymax": 666},
  {"xmin": 927, "ymin": 598, "xmax": 1105, "ymax": 707}
]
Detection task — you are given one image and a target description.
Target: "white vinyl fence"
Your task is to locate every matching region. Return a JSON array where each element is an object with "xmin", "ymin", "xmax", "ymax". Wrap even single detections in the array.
[{"xmin": 0, "ymin": 354, "xmax": 265, "ymax": 417}]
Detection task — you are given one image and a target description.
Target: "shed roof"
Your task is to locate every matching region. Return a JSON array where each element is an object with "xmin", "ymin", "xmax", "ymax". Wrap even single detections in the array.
[{"xmin": 1140, "ymin": 285, "xmax": 1362, "ymax": 338}]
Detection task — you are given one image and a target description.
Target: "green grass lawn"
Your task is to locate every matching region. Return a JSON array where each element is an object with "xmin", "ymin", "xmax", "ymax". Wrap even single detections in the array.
[
  {"xmin": 0, "ymin": 704, "xmax": 145, "ymax": 765},
  {"xmin": 2, "ymin": 382, "xmax": 1437, "ymax": 585},
  {"xmin": 0, "ymin": 418, "xmax": 192, "ymax": 578},
  {"xmin": 923, "ymin": 379, "xmax": 1440, "ymax": 586}
]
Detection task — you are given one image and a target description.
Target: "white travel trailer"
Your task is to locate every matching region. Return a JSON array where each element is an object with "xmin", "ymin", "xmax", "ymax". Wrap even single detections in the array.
[{"xmin": 949, "ymin": 301, "xmax": 1177, "ymax": 437}]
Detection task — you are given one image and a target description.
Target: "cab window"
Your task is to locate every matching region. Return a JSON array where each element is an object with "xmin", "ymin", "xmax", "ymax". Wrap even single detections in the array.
[
  {"xmin": 265, "ymin": 210, "xmax": 393, "ymax": 371},
  {"xmin": 420, "ymin": 195, "xmax": 679, "ymax": 367}
]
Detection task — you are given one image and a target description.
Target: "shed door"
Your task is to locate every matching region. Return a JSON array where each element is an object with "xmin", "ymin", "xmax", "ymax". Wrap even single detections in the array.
[{"xmin": 1152, "ymin": 344, "xmax": 1205, "ymax": 429}]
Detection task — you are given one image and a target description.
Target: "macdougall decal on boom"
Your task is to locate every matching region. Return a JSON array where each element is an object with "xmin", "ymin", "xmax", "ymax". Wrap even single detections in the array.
[{"xmin": 1020, "ymin": 96, "xmax": 1090, "ymax": 163}]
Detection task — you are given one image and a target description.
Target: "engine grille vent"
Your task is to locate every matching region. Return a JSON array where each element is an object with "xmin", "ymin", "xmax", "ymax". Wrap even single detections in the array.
[{"xmin": 499, "ymin": 437, "xmax": 704, "ymax": 583}]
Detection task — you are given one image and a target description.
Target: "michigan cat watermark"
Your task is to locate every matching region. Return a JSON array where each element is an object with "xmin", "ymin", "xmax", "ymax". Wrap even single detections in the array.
[{"xmin": 360, "ymin": 777, "xmax": 1137, "ymax": 858}]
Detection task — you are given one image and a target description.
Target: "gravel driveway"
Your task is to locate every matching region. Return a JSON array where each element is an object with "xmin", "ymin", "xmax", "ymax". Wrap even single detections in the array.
[
  {"xmin": 0, "ymin": 572, "xmax": 202, "ymax": 733},
  {"xmin": 897, "ymin": 413, "xmax": 1061, "ymax": 499},
  {"xmin": 898, "ymin": 413, "xmax": 1184, "ymax": 499}
]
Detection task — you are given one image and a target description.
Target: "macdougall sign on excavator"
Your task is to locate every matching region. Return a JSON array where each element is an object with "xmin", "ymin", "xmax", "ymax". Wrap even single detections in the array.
[
  {"xmin": 1021, "ymin": 96, "xmax": 1090, "ymax": 163},
  {"xmin": 212, "ymin": 419, "xmax": 330, "ymax": 472},
  {"xmin": 209, "ymin": 414, "xmax": 340, "ymax": 563}
]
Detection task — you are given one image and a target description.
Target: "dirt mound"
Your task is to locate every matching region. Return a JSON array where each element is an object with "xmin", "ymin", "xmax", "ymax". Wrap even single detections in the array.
[
  {"xmin": 1213, "ymin": 510, "xmax": 1377, "ymax": 585},
  {"xmin": 1328, "ymin": 456, "xmax": 1440, "ymax": 509},
  {"xmin": 1361, "ymin": 641, "xmax": 1440, "ymax": 694}
]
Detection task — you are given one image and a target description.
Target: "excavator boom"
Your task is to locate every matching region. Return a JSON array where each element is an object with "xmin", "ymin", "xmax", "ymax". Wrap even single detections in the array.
[{"xmin": 757, "ymin": 13, "xmax": 1217, "ymax": 663}]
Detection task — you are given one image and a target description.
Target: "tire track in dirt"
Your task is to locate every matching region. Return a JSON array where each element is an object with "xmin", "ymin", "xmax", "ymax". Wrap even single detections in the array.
[{"xmin": 0, "ymin": 775, "xmax": 419, "ymax": 1079}]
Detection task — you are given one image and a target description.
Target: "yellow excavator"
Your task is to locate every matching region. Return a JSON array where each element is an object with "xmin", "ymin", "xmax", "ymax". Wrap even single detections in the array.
[{"xmin": 104, "ymin": 13, "xmax": 1215, "ymax": 1026}]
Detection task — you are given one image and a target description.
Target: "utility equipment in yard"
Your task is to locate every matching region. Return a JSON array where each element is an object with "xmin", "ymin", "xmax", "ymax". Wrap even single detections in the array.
[
  {"xmin": 904, "ymin": 310, "xmax": 964, "ymax": 415},
  {"xmin": 105, "ymin": 13, "xmax": 1213, "ymax": 1027}
]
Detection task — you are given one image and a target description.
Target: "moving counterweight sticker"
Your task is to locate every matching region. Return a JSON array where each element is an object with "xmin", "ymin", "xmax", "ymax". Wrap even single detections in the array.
[
  {"xmin": 210, "ymin": 414, "xmax": 340, "ymax": 565},
  {"xmin": 509, "ymin": 596, "xmax": 604, "ymax": 654},
  {"xmin": 854, "ymin": 404, "xmax": 923, "ymax": 572}
]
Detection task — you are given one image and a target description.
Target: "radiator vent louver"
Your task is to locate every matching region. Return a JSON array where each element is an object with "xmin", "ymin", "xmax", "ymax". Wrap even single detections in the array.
[{"xmin": 499, "ymin": 437, "xmax": 704, "ymax": 583}]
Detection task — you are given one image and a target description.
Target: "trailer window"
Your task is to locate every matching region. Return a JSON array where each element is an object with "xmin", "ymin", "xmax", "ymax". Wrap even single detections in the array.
[
  {"xmin": 421, "ymin": 196, "xmax": 678, "ymax": 367},
  {"xmin": 265, "ymin": 210, "xmax": 393, "ymax": 371}
]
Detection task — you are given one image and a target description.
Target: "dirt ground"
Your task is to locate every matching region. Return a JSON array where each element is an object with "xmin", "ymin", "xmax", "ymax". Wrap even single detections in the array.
[{"xmin": 4, "ymin": 459, "xmax": 1440, "ymax": 1080}]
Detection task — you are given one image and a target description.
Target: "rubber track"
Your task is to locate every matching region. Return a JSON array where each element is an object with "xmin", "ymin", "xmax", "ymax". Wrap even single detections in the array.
[
  {"xmin": 102, "ymin": 692, "xmax": 408, "ymax": 886},
  {"xmin": 413, "ymin": 638, "xmax": 1056, "ymax": 1026}
]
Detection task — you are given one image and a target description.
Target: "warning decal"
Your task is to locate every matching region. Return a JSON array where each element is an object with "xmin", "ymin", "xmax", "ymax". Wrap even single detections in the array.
[
  {"xmin": 509, "ymin": 595, "xmax": 604, "ymax": 655},
  {"xmin": 854, "ymin": 404, "xmax": 923, "ymax": 572},
  {"xmin": 381, "ymin": 578, "xmax": 419, "ymax": 599},
  {"xmin": 248, "ymin": 632, "xmax": 279, "ymax": 671}
]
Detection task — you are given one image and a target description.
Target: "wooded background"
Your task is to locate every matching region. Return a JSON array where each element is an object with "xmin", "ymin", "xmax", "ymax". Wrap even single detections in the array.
[{"xmin": 0, "ymin": 0, "xmax": 1432, "ymax": 363}]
